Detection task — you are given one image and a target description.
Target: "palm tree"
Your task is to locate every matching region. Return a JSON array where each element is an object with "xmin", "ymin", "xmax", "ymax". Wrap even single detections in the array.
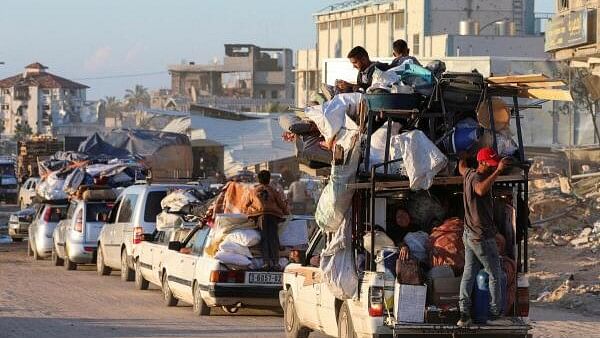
[
  {"xmin": 100, "ymin": 96, "xmax": 124, "ymax": 127},
  {"xmin": 124, "ymin": 84, "xmax": 150, "ymax": 111}
]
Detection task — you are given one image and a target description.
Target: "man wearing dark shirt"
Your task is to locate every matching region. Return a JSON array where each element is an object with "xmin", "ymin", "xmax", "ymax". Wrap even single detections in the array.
[
  {"xmin": 457, "ymin": 147, "xmax": 510, "ymax": 327},
  {"xmin": 390, "ymin": 39, "xmax": 421, "ymax": 68},
  {"xmin": 336, "ymin": 46, "xmax": 390, "ymax": 92}
]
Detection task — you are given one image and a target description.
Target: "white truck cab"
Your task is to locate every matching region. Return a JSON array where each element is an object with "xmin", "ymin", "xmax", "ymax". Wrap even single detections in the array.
[{"xmin": 282, "ymin": 229, "xmax": 392, "ymax": 338}]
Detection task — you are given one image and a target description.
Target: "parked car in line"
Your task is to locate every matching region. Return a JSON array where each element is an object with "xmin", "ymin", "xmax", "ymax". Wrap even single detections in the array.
[
  {"xmin": 159, "ymin": 224, "xmax": 283, "ymax": 316},
  {"xmin": 8, "ymin": 207, "xmax": 37, "ymax": 242},
  {"xmin": 52, "ymin": 190, "xmax": 116, "ymax": 270},
  {"xmin": 0, "ymin": 157, "xmax": 18, "ymax": 204},
  {"xmin": 96, "ymin": 183, "xmax": 194, "ymax": 281},
  {"xmin": 28, "ymin": 202, "xmax": 68, "ymax": 260},
  {"xmin": 18, "ymin": 177, "xmax": 39, "ymax": 209},
  {"xmin": 132, "ymin": 225, "xmax": 193, "ymax": 290}
]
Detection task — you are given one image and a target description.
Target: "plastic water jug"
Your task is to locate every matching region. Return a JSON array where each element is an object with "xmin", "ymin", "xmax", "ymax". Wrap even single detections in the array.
[{"xmin": 472, "ymin": 270, "xmax": 490, "ymax": 324}]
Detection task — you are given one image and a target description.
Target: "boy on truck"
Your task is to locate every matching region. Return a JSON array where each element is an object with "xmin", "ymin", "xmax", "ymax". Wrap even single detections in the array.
[{"xmin": 458, "ymin": 147, "xmax": 511, "ymax": 327}]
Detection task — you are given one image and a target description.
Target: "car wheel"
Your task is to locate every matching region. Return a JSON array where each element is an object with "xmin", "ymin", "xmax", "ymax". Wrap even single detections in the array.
[
  {"xmin": 134, "ymin": 259, "xmax": 149, "ymax": 290},
  {"xmin": 64, "ymin": 246, "xmax": 77, "ymax": 270},
  {"xmin": 284, "ymin": 291, "xmax": 310, "ymax": 338},
  {"xmin": 96, "ymin": 245, "xmax": 112, "ymax": 276},
  {"xmin": 120, "ymin": 250, "xmax": 135, "ymax": 282},
  {"xmin": 162, "ymin": 272, "xmax": 178, "ymax": 307},
  {"xmin": 192, "ymin": 283, "xmax": 210, "ymax": 316},
  {"xmin": 52, "ymin": 244, "xmax": 64, "ymax": 266},
  {"xmin": 338, "ymin": 302, "xmax": 357, "ymax": 338}
]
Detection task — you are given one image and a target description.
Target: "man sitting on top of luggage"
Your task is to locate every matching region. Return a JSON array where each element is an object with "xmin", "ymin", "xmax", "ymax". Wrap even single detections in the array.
[
  {"xmin": 390, "ymin": 39, "xmax": 421, "ymax": 68},
  {"xmin": 243, "ymin": 170, "xmax": 289, "ymax": 270},
  {"xmin": 457, "ymin": 147, "xmax": 511, "ymax": 327},
  {"xmin": 336, "ymin": 46, "xmax": 390, "ymax": 93}
]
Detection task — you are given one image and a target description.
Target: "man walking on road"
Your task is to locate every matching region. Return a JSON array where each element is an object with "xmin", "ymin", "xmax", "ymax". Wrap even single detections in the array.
[
  {"xmin": 457, "ymin": 147, "xmax": 511, "ymax": 327},
  {"xmin": 243, "ymin": 170, "xmax": 289, "ymax": 270}
]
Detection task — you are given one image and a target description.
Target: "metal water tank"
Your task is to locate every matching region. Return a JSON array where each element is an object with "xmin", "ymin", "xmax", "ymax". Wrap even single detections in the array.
[
  {"xmin": 459, "ymin": 19, "xmax": 480, "ymax": 35},
  {"xmin": 495, "ymin": 21, "xmax": 516, "ymax": 36}
]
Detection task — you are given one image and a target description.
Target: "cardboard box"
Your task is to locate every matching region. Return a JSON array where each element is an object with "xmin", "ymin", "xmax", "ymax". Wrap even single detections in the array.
[
  {"xmin": 429, "ymin": 277, "xmax": 461, "ymax": 306},
  {"xmin": 394, "ymin": 283, "xmax": 427, "ymax": 323}
]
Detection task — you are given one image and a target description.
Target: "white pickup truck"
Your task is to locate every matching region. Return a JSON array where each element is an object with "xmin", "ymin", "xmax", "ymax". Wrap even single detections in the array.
[
  {"xmin": 132, "ymin": 225, "xmax": 193, "ymax": 291},
  {"xmin": 159, "ymin": 224, "xmax": 284, "ymax": 315}
]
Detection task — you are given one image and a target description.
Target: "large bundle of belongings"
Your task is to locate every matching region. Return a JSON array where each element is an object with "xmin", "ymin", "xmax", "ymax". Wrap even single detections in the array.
[
  {"xmin": 34, "ymin": 129, "xmax": 193, "ymax": 201},
  {"xmin": 284, "ymin": 63, "xmax": 570, "ymax": 321},
  {"xmin": 169, "ymin": 181, "xmax": 310, "ymax": 271}
]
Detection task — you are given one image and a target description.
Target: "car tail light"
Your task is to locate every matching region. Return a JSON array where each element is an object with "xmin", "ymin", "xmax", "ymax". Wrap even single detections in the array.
[
  {"xmin": 209, "ymin": 270, "xmax": 245, "ymax": 283},
  {"xmin": 74, "ymin": 210, "xmax": 83, "ymax": 233},
  {"xmin": 368, "ymin": 286, "xmax": 384, "ymax": 317},
  {"xmin": 42, "ymin": 208, "xmax": 52, "ymax": 222},
  {"xmin": 133, "ymin": 226, "xmax": 144, "ymax": 244}
]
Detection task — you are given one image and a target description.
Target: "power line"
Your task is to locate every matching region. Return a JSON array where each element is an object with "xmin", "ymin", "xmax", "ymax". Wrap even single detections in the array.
[{"xmin": 73, "ymin": 71, "xmax": 167, "ymax": 81}]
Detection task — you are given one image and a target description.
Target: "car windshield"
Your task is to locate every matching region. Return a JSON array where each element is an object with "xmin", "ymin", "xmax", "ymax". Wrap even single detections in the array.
[
  {"xmin": 46, "ymin": 206, "xmax": 68, "ymax": 222},
  {"xmin": 86, "ymin": 202, "xmax": 115, "ymax": 222},
  {"xmin": 144, "ymin": 191, "xmax": 167, "ymax": 223}
]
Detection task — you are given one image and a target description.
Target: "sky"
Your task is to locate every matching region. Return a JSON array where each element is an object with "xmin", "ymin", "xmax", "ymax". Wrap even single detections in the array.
[{"xmin": 0, "ymin": 0, "xmax": 554, "ymax": 100}]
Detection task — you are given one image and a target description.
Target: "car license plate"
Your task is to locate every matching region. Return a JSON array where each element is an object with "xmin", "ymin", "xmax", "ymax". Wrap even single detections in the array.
[{"xmin": 247, "ymin": 272, "xmax": 282, "ymax": 285}]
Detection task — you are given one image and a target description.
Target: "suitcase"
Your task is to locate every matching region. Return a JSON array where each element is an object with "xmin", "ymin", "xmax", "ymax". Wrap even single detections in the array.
[{"xmin": 439, "ymin": 71, "xmax": 485, "ymax": 114}]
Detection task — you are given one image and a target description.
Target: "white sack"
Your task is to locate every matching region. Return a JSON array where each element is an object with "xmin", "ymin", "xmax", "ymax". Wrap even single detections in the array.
[
  {"xmin": 403, "ymin": 231, "xmax": 430, "ymax": 263},
  {"xmin": 156, "ymin": 211, "xmax": 184, "ymax": 231},
  {"xmin": 320, "ymin": 215, "xmax": 359, "ymax": 299},
  {"xmin": 36, "ymin": 173, "xmax": 67, "ymax": 200},
  {"xmin": 278, "ymin": 218, "xmax": 309, "ymax": 247},
  {"xmin": 315, "ymin": 142, "xmax": 361, "ymax": 232},
  {"xmin": 368, "ymin": 67, "xmax": 401, "ymax": 92},
  {"xmin": 161, "ymin": 189, "xmax": 201, "ymax": 212},
  {"xmin": 214, "ymin": 251, "xmax": 252, "ymax": 267},
  {"xmin": 390, "ymin": 130, "xmax": 448, "ymax": 190},
  {"xmin": 219, "ymin": 240, "xmax": 253, "ymax": 258},
  {"xmin": 363, "ymin": 230, "xmax": 395, "ymax": 254},
  {"xmin": 225, "ymin": 229, "xmax": 261, "ymax": 247},
  {"xmin": 369, "ymin": 122, "xmax": 402, "ymax": 172},
  {"xmin": 305, "ymin": 92, "xmax": 363, "ymax": 141}
]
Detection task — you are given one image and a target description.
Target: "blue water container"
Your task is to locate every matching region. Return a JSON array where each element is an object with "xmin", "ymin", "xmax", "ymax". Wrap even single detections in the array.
[
  {"xmin": 472, "ymin": 269, "xmax": 508, "ymax": 323},
  {"xmin": 472, "ymin": 270, "xmax": 490, "ymax": 324}
]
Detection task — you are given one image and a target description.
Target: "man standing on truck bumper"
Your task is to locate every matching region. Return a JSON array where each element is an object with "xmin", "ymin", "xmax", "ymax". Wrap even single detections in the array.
[{"xmin": 457, "ymin": 147, "xmax": 510, "ymax": 327}]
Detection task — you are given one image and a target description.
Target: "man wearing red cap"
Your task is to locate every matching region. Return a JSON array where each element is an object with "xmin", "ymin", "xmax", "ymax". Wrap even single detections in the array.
[{"xmin": 457, "ymin": 147, "xmax": 510, "ymax": 327}]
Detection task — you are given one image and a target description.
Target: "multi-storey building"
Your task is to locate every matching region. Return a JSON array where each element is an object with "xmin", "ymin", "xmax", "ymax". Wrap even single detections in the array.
[{"xmin": 0, "ymin": 62, "xmax": 88, "ymax": 135}]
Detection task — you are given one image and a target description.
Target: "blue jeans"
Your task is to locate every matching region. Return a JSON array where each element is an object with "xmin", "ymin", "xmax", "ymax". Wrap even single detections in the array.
[{"xmin": 459, "ymin": 231, "xmax": 502, "ymax": 316}]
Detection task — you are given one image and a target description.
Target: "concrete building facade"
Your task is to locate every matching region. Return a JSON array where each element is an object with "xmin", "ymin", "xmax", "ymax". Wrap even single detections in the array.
[
  {"xmin": 0, "ymin": 63, "xmax": 88, "ymax": 135},
  {"xmin": 169, "ymin": 44, "xmax": 294, "ymax": 111},
  {"xmin": 296, "ymin": 0, "xmax": 546, "ymax": 106}
]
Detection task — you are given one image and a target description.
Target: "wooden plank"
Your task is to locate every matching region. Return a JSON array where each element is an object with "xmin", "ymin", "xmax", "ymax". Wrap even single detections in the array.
[
  {"xmin": 492, "ymin": 81, "xmax": 566, "ymax": 88},
  {"xmin": 487, "ymin": 74, "xmax": 550, "ymax": 84},
  {"xmin": 517, "ymin": 88, "xmax": 573, "ymax": 101}
]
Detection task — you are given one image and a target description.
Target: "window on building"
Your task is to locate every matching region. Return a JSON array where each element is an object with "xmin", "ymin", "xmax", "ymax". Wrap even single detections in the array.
[
  {"xmin": 319, "ymin": 22, "xmax": 328, "ymax": 31},
  {"xmin": 342, "ymin": 19, "xmax": 351, "ymax": 28},
  {"xmin": 0, "ymin": 104, "xmax": 8, "ymax": 110},
  {"xmin": 559, "ymin": 0, "xmax": 568, "ymax": 10},
  {"xmin": 2, "ymin": 89, "xmax": 9, "ymax": 95},
  {"xmin": 42, "ymin": 89, "xmax": 50, "ymax": 95},
  {"xmin": 367, "ymin": 15, "xmax": 377, "ymax": 24},
  {"xmin": 413, "ymin": 34, "xmax": 420, "ymax": 56},
  {"xmin": 394, "ymin": 11, "xmax": 405, "ymax": 30},
  {"xmin": 43, "ymin": 105, "xmax": 50, "ymax": 111},
  {"xmin": 330, "ymin": 21, "xmax": 338, "ymax": 30},
  {"xmin": 379, "ymin": 13, "xmax": 389, "ymax": 23},
  {"xmin": 271, "ymin": 90, "xmax": 278, "ymax": 99},
  {"xmin": 354, "ymin": 17, "xmax": 363, "ymax": 26}
]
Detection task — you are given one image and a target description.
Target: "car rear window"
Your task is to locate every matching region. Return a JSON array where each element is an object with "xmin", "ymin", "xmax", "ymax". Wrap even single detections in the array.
[
  {"xmin": 144, "ymin": 191, "xmax": 167, "ymax": 223},
  {"xmin": 47, "ymin": 206, "xmax": 68, "ymax": 222},
  {"xmin": 86, "ymin": 203, "xmax": 115, "ymax": 222}
]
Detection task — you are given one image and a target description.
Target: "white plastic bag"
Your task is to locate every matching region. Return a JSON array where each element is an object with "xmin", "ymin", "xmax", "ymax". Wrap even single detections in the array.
[
  {"xmin": 278, "ymin": 218, "xmax": 309, "ymax": 247},
  {"xmin": 214, "ymin": 251, "xmax": 252, "ymax": 267},
  {"xmin": 36, "ymin": 173, "xmax": 67, "ymax": 200},
  {"xmin": 315, "ymin": 143, "xmax": 361, "ymax": 232},
  {"xmin": 156, "ymin": 211, "xmax": 184, "ymax": 231},
  {"xmin": 225, "ymin": 229, "xmax": 261, "ymax": 247},
  {"xmin": 363, "ymin": 230, "xmax": 395, "ymax": 254},
  {"xmin": 403, "ymin": 231, "xmax": 430, "ymax": 263},
  {"xmin": 369, "ymin": 122, "xmax": 401, "ymax": 172},
  {"xmin": 305, "ymin": 93, "xmax": 363, "ymax": 141},
  {"xmin": 390, "ymin": 130, "xmax": 448, "ymax": 191},
  {"xmin": 219, "ymin": 240, "xmax": 252, "ymax": 258},
  {"xmin": 161, "ymin": 189, "xmax": 201, "ymax": 212},
  {"xmin": 369, "ymin": 67, "xmax": 400, "ymax": 92},
  {"xmin": 320, "ymin": 215, "xmax": 358, "ymax": 299}
]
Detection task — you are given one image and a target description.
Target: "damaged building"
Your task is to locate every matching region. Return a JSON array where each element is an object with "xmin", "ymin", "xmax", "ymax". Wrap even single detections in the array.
[{"xmin": 168, "ymin": 44, "xmax": 294, "ymax": 112}]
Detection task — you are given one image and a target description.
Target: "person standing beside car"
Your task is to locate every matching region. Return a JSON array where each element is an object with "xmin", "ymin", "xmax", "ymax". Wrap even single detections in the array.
[
  {"xmin": 457, "ymin": 147, "xmax": 511, "ymax": 327},
  {"xmin": 243, "ymin": 170, "xmax": 289, "ymax": 270}
]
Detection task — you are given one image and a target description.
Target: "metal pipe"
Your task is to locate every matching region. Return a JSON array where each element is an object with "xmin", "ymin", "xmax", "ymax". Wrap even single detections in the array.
[
  {"xmin": 570, "ymin": 171, "xmax": 600, "ymax": 180},
  {"xmin": 487, "ymin": 96, "xmax": 498, "ymax": 152},
  {"xmin": 513, "ymin": 96, "xmax": 525, "ymax": 162},
  {"xmin": 370, "ymin": 165, "xmax": 376, "ymax": 272}
]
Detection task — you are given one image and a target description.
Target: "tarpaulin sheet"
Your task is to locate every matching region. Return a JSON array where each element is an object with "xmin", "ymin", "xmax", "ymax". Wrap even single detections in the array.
[{"xmin": 78, "ymin": 129, "xmax": 190, "ymax": 158}]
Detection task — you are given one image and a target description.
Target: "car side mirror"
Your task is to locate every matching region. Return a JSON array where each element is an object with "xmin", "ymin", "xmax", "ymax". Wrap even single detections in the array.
[{"xmin": 168, "ymin": 241, "xmax": 182, "ymax": 251}]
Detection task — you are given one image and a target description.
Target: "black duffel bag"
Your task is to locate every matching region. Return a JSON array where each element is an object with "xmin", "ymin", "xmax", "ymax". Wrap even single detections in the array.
[{"xmin": 439, "ymin": 71, "xmax": 484, "ymax": 114}]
